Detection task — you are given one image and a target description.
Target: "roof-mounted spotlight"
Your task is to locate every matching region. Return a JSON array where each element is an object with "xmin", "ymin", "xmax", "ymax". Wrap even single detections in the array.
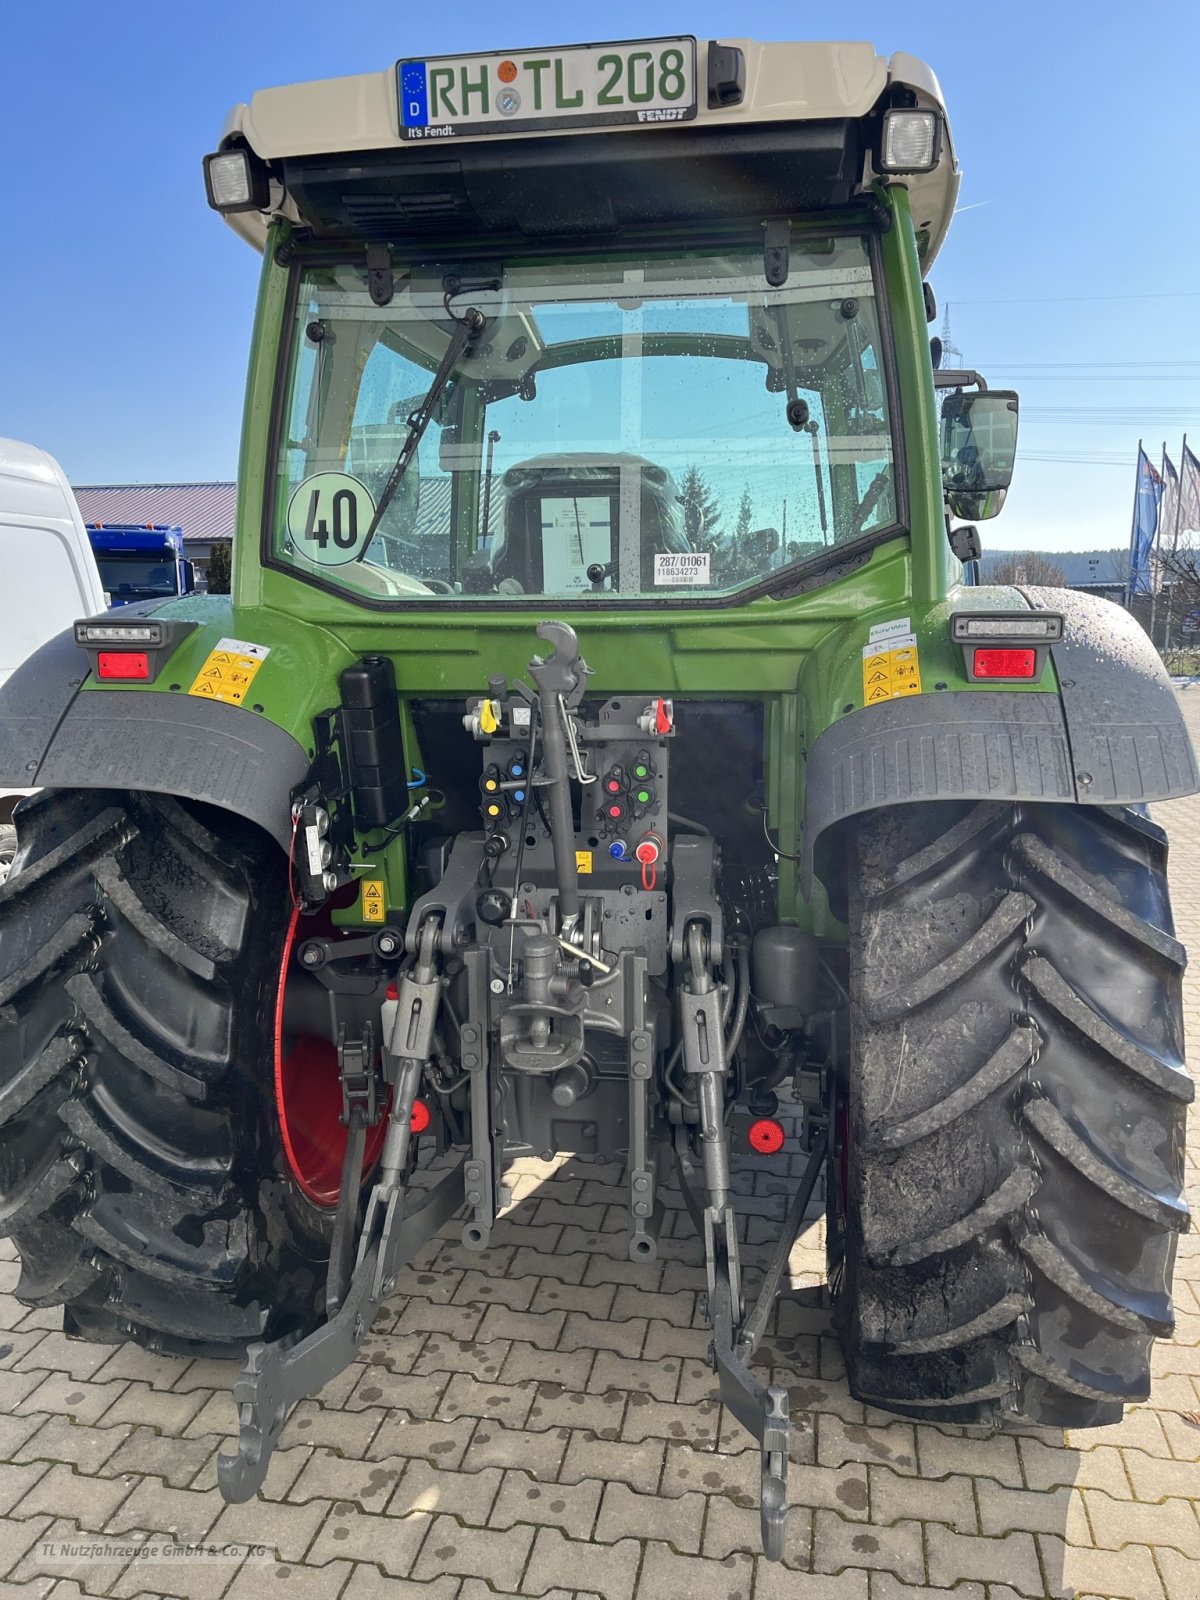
[
  {"xmin": 203, "ymin": 147, "xmax": 270, "ymax": 213},
  {"xmin": 879, "ymin": 108, "xmax": 941, "ymax": 174}
]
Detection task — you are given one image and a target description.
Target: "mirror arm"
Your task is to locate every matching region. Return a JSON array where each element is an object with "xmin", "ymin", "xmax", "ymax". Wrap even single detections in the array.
[{"xmin": 933, "ymin": 369, "xmax": 989, "ymax": 391}]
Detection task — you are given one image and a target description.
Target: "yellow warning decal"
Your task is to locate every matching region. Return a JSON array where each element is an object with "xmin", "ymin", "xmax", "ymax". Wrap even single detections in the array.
[
  {"xmin": 187, "ymin": 637, "xmax": 270, "ymax": 707},
  {"xmin": 361, "ymin": 880, "xmax": 386, "ymax": 923},
  {"xmin": 862, "ymin": 634, "xmax": 922, "ymax": 704},
  {"xmin": 575, "ymin": 851, "xmax": 593, "ymax": 874}
]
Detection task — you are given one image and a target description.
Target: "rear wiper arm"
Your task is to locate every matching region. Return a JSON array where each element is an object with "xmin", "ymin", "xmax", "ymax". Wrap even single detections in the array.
[{"xmin": 358, "ymin": 303, "xmax": 487, "ymax": 556}]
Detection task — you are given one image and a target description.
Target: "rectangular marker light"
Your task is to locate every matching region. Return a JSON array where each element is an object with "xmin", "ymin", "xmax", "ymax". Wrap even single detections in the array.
[
  {"xmin": 950, "ymin": 614, "xmax": 1064, "ymax": 642},
  {"xmin": 74, "ymin": 621, "xmax": 164, "ymax": 646}
]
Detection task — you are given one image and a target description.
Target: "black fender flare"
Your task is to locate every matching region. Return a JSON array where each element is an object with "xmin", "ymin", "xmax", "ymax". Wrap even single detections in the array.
[
  {"xmin": 806, "ymin": 588, "xmax": 1197, "ymax": 907},
  {"xmin": 0, "ymin": 628, "xmax": 305, "ymax": 851}
]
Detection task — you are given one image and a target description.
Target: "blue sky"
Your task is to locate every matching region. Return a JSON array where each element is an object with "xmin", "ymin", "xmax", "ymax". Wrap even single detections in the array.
[{"xmin": 4, "ymin": 0, "xmax": 1198, "ymax": 554}]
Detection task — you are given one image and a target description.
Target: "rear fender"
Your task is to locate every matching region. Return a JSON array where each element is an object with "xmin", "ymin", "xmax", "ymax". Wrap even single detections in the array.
[
  {"xmin": 806, "ymin": 588, "xmax": 1197, "ymax": 908},
  {"xmin": 0, "ymin": 628, "xmax": 306, "ymax": 850}
]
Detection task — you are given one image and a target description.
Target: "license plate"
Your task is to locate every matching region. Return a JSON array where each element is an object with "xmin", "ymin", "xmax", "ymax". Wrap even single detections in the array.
[{"xmin": 397, "ymin": 37, "xmax": 697, "ymax": 141}]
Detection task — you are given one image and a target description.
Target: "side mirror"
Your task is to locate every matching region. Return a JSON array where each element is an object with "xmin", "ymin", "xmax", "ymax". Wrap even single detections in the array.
[
  {"xmin": 940, "ymin": 390, "xmax": 1018, "ymax": 521},
  {"xmin": 181, "ymin": 559, "xmax": 197, "ymax": 594}
]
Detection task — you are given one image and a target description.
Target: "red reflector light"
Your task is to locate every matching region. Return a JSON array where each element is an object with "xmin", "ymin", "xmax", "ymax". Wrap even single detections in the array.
[
  {"xmin": 748, "ymin": 1117, "xmax": 786, "ymax": 1155},
  {"xmin": 973, "ymin": 647, "xmax": 1036, "ymax": 679},
  {"xmin": 410, "ymin": 1099, "xmax": 431, "ymax": 1133},
  {"xmin": 97, "ymin": 651, "xmax": 150, "ymax": 680}
]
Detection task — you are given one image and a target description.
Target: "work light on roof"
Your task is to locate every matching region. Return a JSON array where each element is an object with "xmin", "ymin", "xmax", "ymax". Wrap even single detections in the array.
[
  {"xmin": 203, "ymin": 149, "xmax": 269, "ymax": 214},
  {"xmin": 879, "ymin": 108, "xmax": 940, "ymax": 174}
]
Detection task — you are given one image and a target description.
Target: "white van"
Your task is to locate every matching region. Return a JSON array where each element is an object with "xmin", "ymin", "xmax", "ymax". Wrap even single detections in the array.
[{"xmin": 0, "ymin": 438, "xmax": 107, "ymax": 878}]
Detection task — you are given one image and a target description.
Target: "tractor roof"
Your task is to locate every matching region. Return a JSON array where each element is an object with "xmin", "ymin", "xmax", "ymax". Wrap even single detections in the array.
[{"xmin": 216, "ymin": 39, "xmax": 958, "ymax": 266}]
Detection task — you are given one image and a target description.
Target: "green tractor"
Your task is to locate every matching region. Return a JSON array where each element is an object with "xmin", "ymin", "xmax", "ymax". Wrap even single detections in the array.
[{"xmin": 0, "ymin": 36, "xmax": 1193, "ymax": 1559}]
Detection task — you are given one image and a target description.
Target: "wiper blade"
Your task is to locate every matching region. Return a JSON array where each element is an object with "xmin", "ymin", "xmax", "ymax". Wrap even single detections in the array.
[{"xmin": 358, "ymin": 303, "xmax": 487, "ymax": 555}]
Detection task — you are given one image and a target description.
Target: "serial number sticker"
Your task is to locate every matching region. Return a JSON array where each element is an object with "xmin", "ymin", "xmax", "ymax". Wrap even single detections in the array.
[
  {"xmin": 867, "ymin": 616, "xmax": 912, "ymax": 646},
  {"xmin": 862, "ymin": 634, "xmax": 922, "ymax": 704},
  {"xmin": 654, "ymin": 551, "xmax": 710, "ymax": 587},
  {"xmin": 187, "ymin": 637, "xmax": 271, "ymax": 707},
  {"xmin": 361, "ymin": 880, "xmax": 386, "ymax": 922},
  {"xmin": 575, "ymin": 851, "xmax": 593, "ymax": 874}
]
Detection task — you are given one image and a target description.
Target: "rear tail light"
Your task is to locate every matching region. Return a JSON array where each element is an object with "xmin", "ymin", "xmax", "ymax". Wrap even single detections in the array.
[
  {"xmin": 97, "ymin": 651, "xmax": 150, "ymax": 680},
  {"xmin": 972, "ymin": 647, "xmax": 1036, "ymax": 679},
  {"xmin": 73, "ymin": 615, "xmax": 197, "ymax": 686},
  {"xmin": 950, "ymin": 611, "xmax": 1062, "ymax": 683}
]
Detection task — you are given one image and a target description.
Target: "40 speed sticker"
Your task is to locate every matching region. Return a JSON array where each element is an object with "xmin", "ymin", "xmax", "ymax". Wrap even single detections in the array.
[{"xmin": 287, "ymin": 472, "xmax": 376, "ymax": 567}]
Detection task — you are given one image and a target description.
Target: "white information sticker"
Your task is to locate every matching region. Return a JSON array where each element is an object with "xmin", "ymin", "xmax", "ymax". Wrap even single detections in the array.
[
  {"xmin": 511, "ymin": 705, "xmax": 532, "ymax": 728},
  {"xmin": 867, "ymin": 616, "xmax": 912, "ymax": 645},
  {"xmin": 654, "ymin": 552, "xmax": 710, "ymax": 587},
  {"xmin": 304, "ymin": 824, "xmax": 324, "ymax": 878}
]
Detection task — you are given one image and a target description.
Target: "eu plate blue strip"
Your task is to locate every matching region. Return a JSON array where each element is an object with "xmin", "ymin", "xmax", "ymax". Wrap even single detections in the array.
[{"xmin": 400, "ymin": 63, "xmax": 429, "ymax": 128}]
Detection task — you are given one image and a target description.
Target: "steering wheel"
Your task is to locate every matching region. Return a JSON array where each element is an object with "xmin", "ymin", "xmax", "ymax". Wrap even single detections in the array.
[{"xmin": 422, "ymin": 579, "xmax": 456, "ymax": 594}]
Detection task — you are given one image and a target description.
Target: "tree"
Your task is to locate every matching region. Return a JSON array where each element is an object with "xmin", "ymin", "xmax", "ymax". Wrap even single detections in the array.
[
  {"xmin": 206, "ymin": 541, "xmax": 232, "ymax": 594},
  {"xmin": 734, "ymin": 486, "xmax": 753, "ymax": 542},
  {"xmin": 679, "ymin": 466, "xmax": 722, "ymax": 549},
  {"xmin": 985, "ymin": 552, "xmax": 1067, "ymax": 587}
]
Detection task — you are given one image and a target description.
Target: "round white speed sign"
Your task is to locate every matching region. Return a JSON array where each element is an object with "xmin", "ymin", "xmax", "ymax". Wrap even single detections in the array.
[{"xmin": 286, "ymin": 473, "xmax": 377, "ymax": 566}]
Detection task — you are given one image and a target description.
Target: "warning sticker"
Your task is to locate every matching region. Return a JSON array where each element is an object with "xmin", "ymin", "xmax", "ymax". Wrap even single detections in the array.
[
  {"xmin": 187, "ymin": 637, "xmax": 270, "ymax": 707},
  {"xmin": 862, "ymin": 634, "xmax": 922, "ymax": 704},
  {"xmin": 361, "ymin": 880, "xmax": 386, "ymax": 923},
  {"xmin": 654, "ymin": 552, "xmax": 710, "ymax": 587},
  {"xmin": 575, "ymin": 851, "xmax": 593, "ymax": 875}
]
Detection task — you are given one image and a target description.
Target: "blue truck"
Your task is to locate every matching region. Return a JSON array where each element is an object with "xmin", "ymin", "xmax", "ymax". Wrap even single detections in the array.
[{"xmin": 85, "ymin": 523, "xmax": 196, "ymax": 605}]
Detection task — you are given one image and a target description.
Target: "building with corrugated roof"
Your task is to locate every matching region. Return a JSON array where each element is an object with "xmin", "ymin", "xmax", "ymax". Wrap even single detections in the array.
[{"xmin": 71, "ymin": 483, "xmax": 235, "ymax": 587}]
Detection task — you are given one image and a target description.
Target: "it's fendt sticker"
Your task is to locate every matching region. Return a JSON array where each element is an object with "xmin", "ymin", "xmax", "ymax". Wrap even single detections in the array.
[
  {"xmin": 360, "ymin": 880, "xmax": 386, "ymax": 923},
  {"xmin": 862, "ymin": 634, "xmax": 922, "ymax": 704},
  {"xmin": 188, "ymin": 638, "xmax": 271, "ymax": 707}
]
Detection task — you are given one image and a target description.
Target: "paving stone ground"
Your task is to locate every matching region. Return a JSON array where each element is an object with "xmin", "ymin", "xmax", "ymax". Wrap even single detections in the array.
[{"xmin": 2, "ymin": 698, "xmax": 1200, "ymax": 1600}]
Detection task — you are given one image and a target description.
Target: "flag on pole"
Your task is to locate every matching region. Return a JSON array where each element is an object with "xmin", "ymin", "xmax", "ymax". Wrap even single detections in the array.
[
  {"xmin": 1181, "ymin": 443, "xmax": 1200, "ymax": 535},
  {"xmin": 1160, "ymin": 452, "xmax": 1179, "ymax": 545},
  {"xmin": 1129, "ymin": 447, "xmax": 1162, "ymax": 595}
]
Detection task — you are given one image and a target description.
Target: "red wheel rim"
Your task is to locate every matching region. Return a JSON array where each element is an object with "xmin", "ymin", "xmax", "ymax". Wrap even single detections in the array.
[{"xmin": 274, "ymin": 906, "xmax": 388, "ymax": 1207}]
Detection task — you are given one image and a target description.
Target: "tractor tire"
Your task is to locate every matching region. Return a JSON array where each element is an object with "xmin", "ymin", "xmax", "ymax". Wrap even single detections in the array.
[
  {"xmin": 0, "ymin": 787, "xmax": 340, "ymax": 1358},
  {"xmin": 0, "ymin": 825, "xmax": 16, "ymax": 887},
  {"xmin": 832, "ymin": 800, "xmax": 1192, "ymax": 1428}
]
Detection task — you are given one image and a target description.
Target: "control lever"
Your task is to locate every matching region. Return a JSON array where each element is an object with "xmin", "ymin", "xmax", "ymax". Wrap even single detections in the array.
[{"xmin": 527, "ymin": 622, "xmax": 591, "ymax": 937}]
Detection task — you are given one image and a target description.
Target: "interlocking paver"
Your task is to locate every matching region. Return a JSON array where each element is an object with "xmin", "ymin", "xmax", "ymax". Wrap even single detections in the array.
[
  {"xmin": 1040, "ymin": 1532, "xmax": 1166, "ymax": 1600},
  {"xmin": 105, "ymin": 1477, "xmax": 224, "ymax": 1543},
  {"xmin": 593, "ymin": 1479, "xmax": 703, "ymax": 1552},
  {"xmin": 410, "ymin": 1514, "xmax": 532, "ymax": 1588},
  {"xmin": 340, "ymin": 1564, "xmax": 460, "ymax": 1600},
  {"xmin": 520, "ymin": 1527, "xmax": 639, "ymax": 1600},
  {"xmin": 634, "ymin": 1541, "xmax": 754, "ymax": 1599},
  {"xmin": 1081, "ymin": 1488, "xmax": 1200, "ymax": 1558},
  {"xmin": 306, "ymin": 1505, "xmax": 430, "ymax": 1577},
  {"xmin": 814, "ymin": 1509, "xmax": 925, "ymax": 1586},
  {"xmin": 489, "ymin": 1468, "xmax": 599, "ymax": 1539},
  {"xmin": 461, "ymin": 1422, "xmax": 566, "ymax": 1479}
]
